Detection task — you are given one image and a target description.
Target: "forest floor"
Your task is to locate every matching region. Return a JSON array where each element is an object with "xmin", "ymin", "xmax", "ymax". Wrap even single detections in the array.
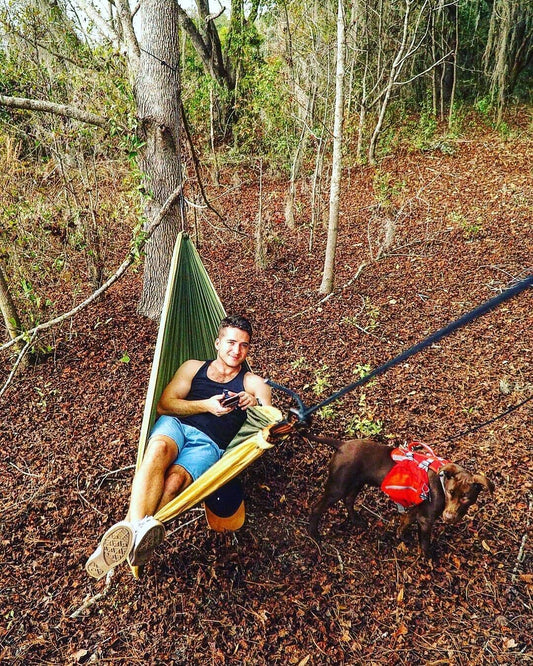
[{"xmin": 1, "ymin": 119, "xmax": 532, "ymax": 665}]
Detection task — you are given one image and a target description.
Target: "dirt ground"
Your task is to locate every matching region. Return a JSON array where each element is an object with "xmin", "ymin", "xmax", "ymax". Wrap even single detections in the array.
[{"xmin": 1, "ymin": 124, "xmax": 532, "ymax": 665}]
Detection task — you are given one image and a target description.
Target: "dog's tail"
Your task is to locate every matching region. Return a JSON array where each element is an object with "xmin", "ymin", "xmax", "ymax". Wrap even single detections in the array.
[{"xmin": 299, "ymin": 431, "xmax": 343, "ymax": 450}]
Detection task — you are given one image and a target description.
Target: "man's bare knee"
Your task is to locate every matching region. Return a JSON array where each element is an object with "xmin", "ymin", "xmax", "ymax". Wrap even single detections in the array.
[{"xmin": 143, "ymin": 435, "xmax": 178, "ymax": 469}]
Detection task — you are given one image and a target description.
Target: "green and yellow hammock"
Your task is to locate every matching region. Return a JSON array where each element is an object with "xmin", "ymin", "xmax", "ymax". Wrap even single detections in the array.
[{"xmin": 132, "ymin": 233, "xmax": 282, "ymax": 573}]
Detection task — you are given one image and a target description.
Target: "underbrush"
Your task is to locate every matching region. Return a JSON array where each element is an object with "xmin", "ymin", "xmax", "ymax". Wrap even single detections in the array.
[{"xmin": 0, "ymin": 132, "xmax": 140, "ymax": 331}]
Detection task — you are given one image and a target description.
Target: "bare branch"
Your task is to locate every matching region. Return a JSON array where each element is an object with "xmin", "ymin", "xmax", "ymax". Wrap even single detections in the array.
[
  {"xmin": 114, "ymin": 0, "xmax": 140, "ymax": 73},
  {"xmin": 70, "ymin": 569, "xmax": 115, "ymax": 617},
  {"xmin": 205, "ymin": 1, "xmax": 226, "ymax": 23},
  {"xmin": 394, "ymin": 51, "xmax": 454, "ymax": 86},
  {"xmin": 0, "ymin": 94, "xmax": 107, "ymax": 128},
  {"xmin": 70, "ymin": 0, "xmax": 117, "ymax": 43},
  {"xmin": 0, "ymin": 332, "xmax": 37, "ymax": 399}
]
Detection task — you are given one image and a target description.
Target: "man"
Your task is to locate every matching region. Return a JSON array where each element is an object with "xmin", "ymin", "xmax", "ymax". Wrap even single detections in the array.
[{"xmin": 86, "ymin": 315, "xmax": 271, "ymax": 579}]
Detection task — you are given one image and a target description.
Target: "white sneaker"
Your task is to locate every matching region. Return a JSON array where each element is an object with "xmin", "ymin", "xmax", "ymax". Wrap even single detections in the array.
[
  {"xmin": 85, "ymin": 521, "xmax": 135, "ymax": 580},
  {"xmin": 128, "ymin": 516, "xmax": 165, "ymax": 567}
]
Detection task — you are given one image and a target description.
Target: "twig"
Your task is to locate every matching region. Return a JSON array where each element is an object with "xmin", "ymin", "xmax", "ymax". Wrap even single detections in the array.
[
  {"xmin": 360, "ymin": 503, "xmax": 391, "ymax": 523},
  {"xmin": 7, "ymin": 461, "xmax": 40, "ymax": 478},
  {"xmin": 179, "ymin": 101, "xmax": 242, "ymax": 235},
  {"xmin": 165, "ymin": 512, "xmax": 203, "ymax": 538},
  {"xmin": 76, "ymin": 477, "xmax": 107, "ymax": 517},
  {"xmin": 70, "ymin": 569, "xmax": 115, "ymax": 618},
  {"xmin": 96, "ymin": 464, "xmax": 136, "ymax": 490},
  {"xmin": 288, "ymin": 261, "xmax": 368, "ymax": 320},
  {"xmin": 1, "ymin": 183, "xmax": 184, "ymax": 354},
  {"xmin": 511, "ymin": 491, "xmax": 531, "ymax": 584},
  {"xmin": 0, "ymin": 331, "xmax": 37, "ymax": 398}
]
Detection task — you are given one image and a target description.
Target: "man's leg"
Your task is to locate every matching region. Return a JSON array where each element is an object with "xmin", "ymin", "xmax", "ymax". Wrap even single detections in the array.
[
  {"xmin": 157, "ymin": 464, "xmax": 193, "ymax": 512},
  {"xmin": 86, "ymin": 432, "xmax": 179, "ymax": 578},
  {"xmin": 128, "ymin": 435, "xmax": 179, "ymax": 522},
  {"xmin": 125, "ymin": 434, "xmax": 181, "ymax": 567}
]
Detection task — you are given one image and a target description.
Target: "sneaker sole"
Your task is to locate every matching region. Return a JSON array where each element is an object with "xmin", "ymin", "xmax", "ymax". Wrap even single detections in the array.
[
  {"xmin": 129, "ymin": 523, "xmax": 165, "ymax": 567},
  {"xmin": 85, "ymin": 523, "xmax": 134, "ymax": 580}
]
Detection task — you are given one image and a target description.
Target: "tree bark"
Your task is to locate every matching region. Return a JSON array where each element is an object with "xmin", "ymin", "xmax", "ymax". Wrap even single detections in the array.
[
  {"xmin": 136, "ymin": 0, "xmax": 184, "ymax": 319},
  {"xmin": 176, "ymin": 1, "xmax": 233, "ymax": 91},
  {"xmin": 0, "ymin": 94, "xmax": 107, "ymax": 127},
  {"xmin": 0, "ymin": 262, "xmax": 23, "ymax": 352},
  {"xmin": 319, "ymin": 0, "xmax": 346, "ymax": 295}
]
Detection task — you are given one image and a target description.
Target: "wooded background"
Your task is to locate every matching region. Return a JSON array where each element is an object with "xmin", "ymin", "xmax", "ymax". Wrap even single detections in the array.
[{"xmin": 1, "ymin": 0, "xmax": 532, "ymax": 350}]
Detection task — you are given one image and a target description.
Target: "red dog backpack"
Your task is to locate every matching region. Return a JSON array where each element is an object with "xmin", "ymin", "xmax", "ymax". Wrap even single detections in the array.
[{"xmin": 381, "ymin": 441, "xmax": 449, "ymax": 511}]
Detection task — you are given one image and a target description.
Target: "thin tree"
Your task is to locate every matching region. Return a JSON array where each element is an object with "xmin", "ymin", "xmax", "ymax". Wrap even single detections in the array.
[
  {"xmin": 319, "ymin": 0, "xmax": 346, "ymax": 295},
  {"xmin": 0, "ymin": 262, "xmax": 23, "ymax": 354},
  {"xmin": 483, "ymin": 0, "xmax": 533, "ymax": 124}
]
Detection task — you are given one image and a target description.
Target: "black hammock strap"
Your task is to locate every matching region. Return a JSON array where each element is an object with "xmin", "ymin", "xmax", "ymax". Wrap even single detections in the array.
[{"xmin": 268, "ymin": 273, "xmax": 532, "ymax": 424}]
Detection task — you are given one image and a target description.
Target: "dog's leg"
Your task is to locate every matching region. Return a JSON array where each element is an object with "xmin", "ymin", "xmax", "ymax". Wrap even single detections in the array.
[
  {"xmin": 309, "ymin": 491, "xmax": 345, "ymax": 540},
  {"xmin": 416, "ymin": 515, "xmax": 434, "ymax": 558},
  {"xmin": 397, "ymin": 510, "xmax": 415, "ymax": 539},
  {"xmin": 343, "ymin": 484, "xmax": 364, "ymax": 526}
]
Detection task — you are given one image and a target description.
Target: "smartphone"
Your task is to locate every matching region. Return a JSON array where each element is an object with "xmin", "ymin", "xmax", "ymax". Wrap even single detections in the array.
[{"xmin": 221, "ymin": 392, "xmax": 240, "ymax": 408}]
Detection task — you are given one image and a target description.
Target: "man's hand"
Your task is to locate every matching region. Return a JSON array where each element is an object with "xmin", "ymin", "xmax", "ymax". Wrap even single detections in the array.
[
  {"xmin": 211, "ymin": 391, "xmax": 259, "ymax": 414},
  {"xmin": 237, "ymin": 391, "xmax": 259, "ymax": 410},
  {"xmin": 207, "ymin": 394, "xmax": 235, "ymax": 416}
]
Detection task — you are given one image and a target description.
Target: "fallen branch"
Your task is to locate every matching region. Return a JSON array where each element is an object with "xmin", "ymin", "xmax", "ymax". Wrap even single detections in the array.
[
  {"xmin": 0, "ymin": 94, "xmax": 107, "ymax": 128},
  {"xmin": 0, "ymin": 183, "xmax": 184, "ymax": 355},
  {"xmin": 511, "ymin": 490, "xmax": 531, "ymax": 584},
  {"xmin": 96, "ymin": 464, "xmax": 136, "ymax": 490},
  {"xmin": 0, "ymin": 331, "xmax": 37, "ymax": 398},
  {"xmin": 70, "ymin": 569, "xmax": 115, "ymax": 618}
]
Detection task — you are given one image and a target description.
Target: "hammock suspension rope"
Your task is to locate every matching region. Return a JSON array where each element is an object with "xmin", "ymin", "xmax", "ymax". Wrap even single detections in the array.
[{"xmin": 268, "ymin": 273, "xmax": 533, "ymax": 428}]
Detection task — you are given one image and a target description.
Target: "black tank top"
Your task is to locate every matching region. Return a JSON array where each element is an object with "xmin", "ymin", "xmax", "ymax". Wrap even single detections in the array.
[{"xmin": 180, "ymin": 361, "xmax": 248, "ymax": 449}]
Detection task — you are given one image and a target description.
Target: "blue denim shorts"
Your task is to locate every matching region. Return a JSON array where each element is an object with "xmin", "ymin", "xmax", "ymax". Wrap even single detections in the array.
[{"xmin": 149, "ymin": 415, "xmax": 223, "ymax": 481}]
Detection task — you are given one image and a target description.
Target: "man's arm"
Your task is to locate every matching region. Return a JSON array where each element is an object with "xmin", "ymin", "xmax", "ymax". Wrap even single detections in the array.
[
  {"xmin": 242, "ymin": 372, "xmax": 272, "ymax": 408},
  {"xmin": 157, "ymin": 360, "xmax": 229, "ymax": 417}
]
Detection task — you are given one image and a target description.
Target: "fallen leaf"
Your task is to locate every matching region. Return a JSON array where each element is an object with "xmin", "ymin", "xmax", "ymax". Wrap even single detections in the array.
[
  {"xmin": 397, "ymin": 586, "xmax": 404, "ymax": 603},
  {"xmin": 70, "ymin": 649, "xmax": 88, "ymax": 662}
]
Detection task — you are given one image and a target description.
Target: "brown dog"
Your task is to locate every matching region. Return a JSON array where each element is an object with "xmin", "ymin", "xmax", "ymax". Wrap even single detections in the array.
[{"xmin": 305, "ymin": 435, "xmax": 494, "ymax": 557}]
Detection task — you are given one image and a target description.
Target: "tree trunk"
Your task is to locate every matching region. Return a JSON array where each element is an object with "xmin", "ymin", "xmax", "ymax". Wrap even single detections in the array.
[
  {"xmin": 136, "ymin": 0, "xmax": 184, "ymax": 319},
  {"xmin": 448, "ymin": 4, "xmax": 458, "ymax": 128},
  {"xmin": 285, "ymin": 83, "xmax": 316, "ymax": 228},
  {"xmin": 319, "ymin": 0, "xmax": 346, "ymax": 295},
  {"xmin": 0, "ymin": 262, "xmax": 23, "ymax": 352},
  {"xmin": 483, "ymin": 0, "xmax": 533, "ymax": 122}
]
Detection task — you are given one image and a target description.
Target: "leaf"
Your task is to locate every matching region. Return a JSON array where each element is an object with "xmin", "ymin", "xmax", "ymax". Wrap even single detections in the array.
[
  {"xmin": 70, "ymin": 649, "xmax": 88, "ymax": 662},
  {"xmin": 394, "ymin": 623, "xmax": 408, "ymax": 637},
  {"xmin": 481, "ymin": 540, "xmax": 491, "ymax": 552},
  {"xmin": 298, "ymin": 657, "xmax": 311, "ymax": 666}
]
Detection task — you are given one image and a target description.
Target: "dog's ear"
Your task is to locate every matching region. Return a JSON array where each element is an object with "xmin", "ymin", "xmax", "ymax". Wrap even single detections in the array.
[
  {"xmin": 472, "ymin": 474, "xmax": 495, "ymax": 495},
  {"xmin": 439, "ymin": 462, "xmax": 463, "ymax": 479}
]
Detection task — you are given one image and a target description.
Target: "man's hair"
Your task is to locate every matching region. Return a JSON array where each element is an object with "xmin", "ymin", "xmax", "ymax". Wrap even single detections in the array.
[{"xmin": 218, "ymin": 315, "xmax": 253, "ymax": 339}]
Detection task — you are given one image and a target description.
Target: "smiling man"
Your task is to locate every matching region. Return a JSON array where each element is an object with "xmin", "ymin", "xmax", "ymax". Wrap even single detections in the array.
[{"xmin": 86, "ymin": 315, "xmax": 272, "ymax": 579}]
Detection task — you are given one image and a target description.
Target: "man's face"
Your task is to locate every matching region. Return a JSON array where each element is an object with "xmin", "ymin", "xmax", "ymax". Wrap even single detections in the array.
[{"xmin": 215, "ymin": 327, "xmax": 250, "ymax": 367}]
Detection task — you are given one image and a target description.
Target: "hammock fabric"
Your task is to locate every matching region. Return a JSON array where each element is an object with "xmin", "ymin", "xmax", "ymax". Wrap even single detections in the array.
[{"xmin": 131, "ymin": 233, "xmax": 282, "ymax": 574}]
